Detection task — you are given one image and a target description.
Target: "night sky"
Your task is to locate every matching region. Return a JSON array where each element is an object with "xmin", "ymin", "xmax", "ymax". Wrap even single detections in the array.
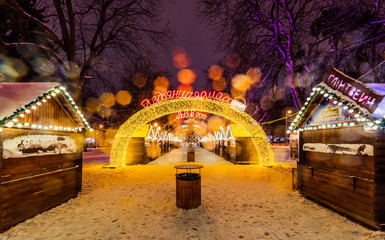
[{"xmin": 157, "ymin": 0, "xmax": 223, "ymax": 90}]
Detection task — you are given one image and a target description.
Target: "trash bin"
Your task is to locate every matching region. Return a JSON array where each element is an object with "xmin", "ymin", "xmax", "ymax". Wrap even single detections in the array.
[
  {"xmin": 175, "ymin": 164, "xmax": 203, "ymax": 209},
  {"xmin": 187, "ymin": 147, "xmax": 195, "ymax": 162}
]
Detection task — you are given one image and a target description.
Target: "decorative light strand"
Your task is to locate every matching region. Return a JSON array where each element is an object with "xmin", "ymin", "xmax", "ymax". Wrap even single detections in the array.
[
  {"xmin": 290, "ymin": 84, "xmax": 384, "ymax": 133},
  {"xmin": 0, "ymin": 84, "xmax": 93, "ymax": 132}
]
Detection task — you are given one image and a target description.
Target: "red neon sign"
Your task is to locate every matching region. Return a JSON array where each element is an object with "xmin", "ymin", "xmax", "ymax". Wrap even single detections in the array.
[
  {"xmin": 176, "ymin": 110, "xmax": 208, "ymax": 120},
  {"xmin": 141, "ymin": 90, "xmax": 234, "ymax": 108}
]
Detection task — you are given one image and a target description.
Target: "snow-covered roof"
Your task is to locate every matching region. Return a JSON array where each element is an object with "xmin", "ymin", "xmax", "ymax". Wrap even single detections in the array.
[
  {"xmin": 0, "ymin": 82, "xmax": 59, "ymax": 121},
  {"xmin": 0, "ymin": 82, "xmax": 91, "ymax": 131}
]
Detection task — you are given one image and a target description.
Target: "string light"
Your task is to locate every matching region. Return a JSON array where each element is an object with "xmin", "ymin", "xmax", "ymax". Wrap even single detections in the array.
[
  {"xmin": 0, "ymin": 84, "xmax": 92, "ymax": 132},
  {"xmin": 290, "ymin": 84, "xmax": 384, "ymax": 133},
  {"xmin": 110, "ymin": 97, "xmax": 274, "ymax": 166}
]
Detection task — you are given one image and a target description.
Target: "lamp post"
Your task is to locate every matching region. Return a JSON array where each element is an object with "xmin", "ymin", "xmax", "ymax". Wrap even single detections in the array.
[{"xmin": 285, "ymin": 110, "xmax": 292, "ymax": 146}]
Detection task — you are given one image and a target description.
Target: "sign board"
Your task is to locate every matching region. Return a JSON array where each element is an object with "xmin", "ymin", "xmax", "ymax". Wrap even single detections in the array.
[
  {"xmin": 3, "ymin": 134, "xmax": 77, "ymax": 159},
  {"xmin": 304, "ymin": 98, "xmax": 355, "ymax": 127},
  {"xmin": 324, "ymin": 67, "xmax": 384, "ymax": 113}
]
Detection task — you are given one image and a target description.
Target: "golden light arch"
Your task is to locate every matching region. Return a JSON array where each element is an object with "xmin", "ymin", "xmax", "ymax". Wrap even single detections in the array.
[{"xmin": 110, "ymin": 97, "xmax": 274, "ymax": 166}]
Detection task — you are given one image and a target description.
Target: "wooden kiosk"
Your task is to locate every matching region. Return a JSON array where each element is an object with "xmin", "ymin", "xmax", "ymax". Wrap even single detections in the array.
[
  {"xmin": 291, "ymin": 67, "xmax": 385, "ymax": 229},
  {"xmin": 0, "ymin": 82, "xmax": 90, "ymax": 231}
]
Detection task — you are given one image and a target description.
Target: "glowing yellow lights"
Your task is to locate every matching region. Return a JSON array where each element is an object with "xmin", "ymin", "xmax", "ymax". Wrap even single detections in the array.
[
  {"xmin": 110, "ymin": 97, "xmax": 274, "ymax": 166},
  {"xmin": 177, "ymin": 69, "xmax": 196, "ymax": 85},
  {"xmin": 99, "ymin": 92, "xmax": 115, "ymax": 108},
  {"xmin": 115, "ymin": 90, "xmax": 132, "ymax": 106}
]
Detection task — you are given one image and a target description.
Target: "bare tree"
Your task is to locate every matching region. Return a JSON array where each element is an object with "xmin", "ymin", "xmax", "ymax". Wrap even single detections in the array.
[
  {"xmin": 0, "ymin": 0, "xmax": 171, "ymax": 99},
  {"xmin": 199, "ymin": 0, "xmax": 385, "ymax": 110}
]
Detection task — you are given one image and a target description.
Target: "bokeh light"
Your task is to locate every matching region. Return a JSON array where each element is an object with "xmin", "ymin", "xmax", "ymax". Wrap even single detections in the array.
[
  {"xmin": 260, "ymin": 95, "xmax": 273, "ymax": 110},
  {"xmin": 207, "ymin": 115, "xmax": 225, "ymax": 132},
  {"xmin": 246, "ymin": 68, "xmax": 262, "ymax": 84},
  {"xmin": 85, "ymin": 97, "xmax": 101, "ymax": 113},
  {"xmin": 225, "ymin": 53, "xmax": 240, "ymax": 69},
  {"xmin": 231, "ymin": 74, "xmax": 253, "ymax": 92},
  {"xmin": 208, "ymin": 65, "xmax": 223, "ymax": 81},
  {"xmin": 132, "ymin": 72, "xmax": 147, "ymax": 88},
  {"xmin": 172, "ymin": 46, "xmax": 191, "ymax": 69},
  {"xmin": 61, "ymin": 61, "xmax": 79, "ymax": 79},
  {"xmin": 98, "ymin": 107, "xmax": 112, "ymax": 118},
  {"xmin": 231, "ymin": 88, "xmax": 246, "ymax": 99},
  {"xmin": 269, "ymin": 86, "xmax": 285, "ymax": 101},
  {"xmin": 154, "ymin": 76, "xmax": 169, "ymax": 89},
  {"xmin": 116, "ymin": 90, "xmax": 132, "ymax": 106},
  {"xmin": 0, "ymin": 57, "xmax": 28, "ymax": 78},
  {"xmin": 177, "ymin": 84, "xmax": 193, "ymax": 93},
  {"xmin": 212, "ymin": 77, "xmax": 227, "ymax": 91},
  {"xmin": 99, "ymin": 92, "xmax": 115, "ymax": 108},
  {"xmin": 177, "ymin": 68, "xmax": 196, "ymax": 85},
  {"xmin": 31, "ymin": 57, "xmax": 56, "ymax": 76}
]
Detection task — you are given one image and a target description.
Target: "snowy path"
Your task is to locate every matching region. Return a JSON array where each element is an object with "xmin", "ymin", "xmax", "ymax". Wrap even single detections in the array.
[
  {"xmin": 148, "ymin": 147, "xmax": 233, "ymax": 165},
  {"xmin": 0, "ymin": 150, "xmax": 384, "ymax": 239}
]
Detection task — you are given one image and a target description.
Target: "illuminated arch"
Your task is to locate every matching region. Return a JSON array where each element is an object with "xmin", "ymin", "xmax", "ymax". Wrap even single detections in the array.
[{"xmin": 110, "ymin": 97, "xmax": 274, "ymax": 166}]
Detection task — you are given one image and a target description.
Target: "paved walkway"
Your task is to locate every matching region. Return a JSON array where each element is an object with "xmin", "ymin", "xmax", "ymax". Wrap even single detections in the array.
[{"xmin": 147, "ymin": 147, "xmax": 233, "ymax": 165}]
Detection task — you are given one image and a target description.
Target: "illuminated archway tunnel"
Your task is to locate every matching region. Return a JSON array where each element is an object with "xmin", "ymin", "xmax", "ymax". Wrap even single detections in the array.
[{"xmin": 110, "ymin": 97, "xmax": 274, "ymax": 166}]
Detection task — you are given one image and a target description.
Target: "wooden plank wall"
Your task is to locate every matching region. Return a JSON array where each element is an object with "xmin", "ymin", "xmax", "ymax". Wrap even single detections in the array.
[
  {"xmin": 10, "ymin": 96, "xmax": 78, "ymax": 129},
  {"xmin": 127, "ymin": 137, "xmax": 148, "ymax": 165},
  {"xmin": 298, "ymin": 126, "xmax": 381, "ymax": 228},
  {"xmin": 233, "ymin": 137, "xmax": 259, "ymax": 164},
  {"xmin": 374, "ymin": 134, "xmax": 385, "ymax": 228},
  {"xmin": 0, "ymin": 129, "xmax": 83, "ymax": 231}
]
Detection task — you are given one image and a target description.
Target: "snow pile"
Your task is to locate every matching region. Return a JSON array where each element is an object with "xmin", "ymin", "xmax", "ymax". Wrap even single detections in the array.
[{"xmin": 0, "ymin": 161, "xmax": 383, "ymax": 239}]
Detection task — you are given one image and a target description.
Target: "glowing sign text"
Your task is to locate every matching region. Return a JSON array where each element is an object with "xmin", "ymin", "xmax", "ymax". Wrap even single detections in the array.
[
  {"xmin": 176, "ymin": 110, "xmax": 208, "ymax": 120},
  {"xmin": 141, "ymin": 90, "xmax": 234, "ymax": 108},
  {"xmin": 324, "ymin": 67, "xmax": 384, "ymax": 113}
]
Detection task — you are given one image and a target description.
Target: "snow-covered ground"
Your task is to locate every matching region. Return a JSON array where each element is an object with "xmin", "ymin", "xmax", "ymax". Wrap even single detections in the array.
[{"xmin": 0, "ymin": 148, "xmax": 384, "ymax": 239}]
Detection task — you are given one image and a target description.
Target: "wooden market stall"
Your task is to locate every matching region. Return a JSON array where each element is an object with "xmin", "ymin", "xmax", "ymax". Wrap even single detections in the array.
[
  {"xmin": 0, "ymin": 82, "xmax": 91, "ymax": 231},
  {"xmin": 291, "ymin": 67, "xmax": 385, "ymax": 229}
]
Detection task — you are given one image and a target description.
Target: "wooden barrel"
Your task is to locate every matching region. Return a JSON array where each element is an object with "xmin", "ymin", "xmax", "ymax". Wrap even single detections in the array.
[
  {"xmin": 187, "ymin": 147, "xmax": 195, "ymax": 162},
  {"xmin": 176, "ymin": 173, "xmax": 201, "ymax": 209}
]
